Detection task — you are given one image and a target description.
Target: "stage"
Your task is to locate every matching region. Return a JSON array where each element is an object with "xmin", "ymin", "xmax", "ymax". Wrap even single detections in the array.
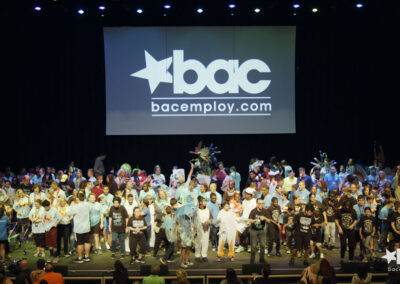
[{"xmin": 8, "ymin": 241, "xmax": 388, "ymax": 277}]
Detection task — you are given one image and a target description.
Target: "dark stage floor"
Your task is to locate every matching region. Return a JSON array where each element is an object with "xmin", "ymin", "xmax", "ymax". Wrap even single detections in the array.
[{"xmin": 8, "ymin": 241, "xmax": 387, "ymax": 276}]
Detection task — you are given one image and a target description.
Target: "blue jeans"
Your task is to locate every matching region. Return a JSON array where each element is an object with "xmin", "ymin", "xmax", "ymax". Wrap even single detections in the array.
[
  {"xmin": 112, "ymin": 232, "xmax": 125, "ymax": 254},
  {"xmin": 210, "ymin": 226, "xmax": 219, "ymax": 248},
  {"xmin": 163, "ymin": 241, "xmax": 175, "ymax": 260}
]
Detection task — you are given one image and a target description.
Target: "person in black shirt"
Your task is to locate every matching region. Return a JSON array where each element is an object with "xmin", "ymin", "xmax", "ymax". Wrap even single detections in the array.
[
  {"xmin": 359, "ymin": 207, "xmax": 376, "ymax": 260},
  {"xmin": 335, "ymin": 200, "xmax": 358, "ymax": 261},
  {"xmin": 390, "ymin": 203, "xmax": 400, "ymax": 250},
  {"xmin": 266, "ymin": 197, "xmax": 282, "ymax": 257},
  {"xmin": 127, "ymin": 207, "xmax": 147, "ymax": 264},
  {"xmin": 289, "ymin": 204, "xmax": 315, "ymax": 267},
  {"xmin": 339, "ymin": 187, "xmax": 357, "ymax": 208},
  {"xmin": 248, "ymin": 198, "xmax": 268, "ymax": 264},
  {"xmin": 323, "ymin": 191, "xmax": 339, "ymax": 250},
  {"xmin": 310, "ymin": 207, "xmax": 326, "ymax": 259},
  {"xmin": 282, "ymin": 207, "xmax": 296, "ymax": 253}
]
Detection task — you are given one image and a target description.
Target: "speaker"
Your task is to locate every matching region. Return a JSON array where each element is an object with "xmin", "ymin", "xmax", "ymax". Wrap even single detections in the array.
[
  {"xmin": 373, "ymin": 258, "xmax": 388, "ymax": 272},
  {"xmin": 340, "ymin": 261, "xmax": 369, "ymax": 273},
  {"xmin": 53, "ymin": 265, "xmax": 68, "ymax": 276},
  {"xmin": 140, "ymin": 265, "xmax": 168, "ymax": 276},
  {"xmin": 242, "ymin": 264, "xmax": 270, "ymax": 275}
]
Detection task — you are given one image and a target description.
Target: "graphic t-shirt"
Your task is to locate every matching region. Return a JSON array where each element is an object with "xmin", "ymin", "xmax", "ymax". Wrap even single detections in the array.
[
  {"xmin": 109, "ymin": 206, "xmax": 128, "ymax": 233},
  {"xmin": 336, "ymin": 209, "xmax": 357, "ymax": 230},
  {"xmin": 249, "ymin": 208, "xmax": 268, "ymax": 230},
  {"xmin": 323, "ymin": 198, "xmax": 338, "ymax": 222},
  {"xmin": 360, "ymin": 215, "xmax": 375, "ymax": 236},
  {"xmin": 283, "ymin": 213, "xmax": 295, "ymax": 231},
  {"xmin": 312, "ymin": 213, "xmax": 324, "ymax": 235},
  {"xmin": 294, "ymin": 212, "xmax": 314, "ymax": 234},
  {"xmin": 266, "ymin": 205, "xmax": 281, "ymax": 230},
  {"xmin": 391, "ymin": 212, "xmax": 400, "ymax": 233},
  {"xmin": 128, "ymin": 216, "xmax": 147, "ymax": 237}
]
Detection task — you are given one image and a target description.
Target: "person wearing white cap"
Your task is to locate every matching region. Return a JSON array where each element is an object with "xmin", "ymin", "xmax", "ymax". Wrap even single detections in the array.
[{"xmin": 236, "ymin": 188, "xmax": 256, "ymax": 253}]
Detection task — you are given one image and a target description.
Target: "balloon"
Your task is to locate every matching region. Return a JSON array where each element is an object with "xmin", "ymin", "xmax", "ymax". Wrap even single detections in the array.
[{"xmin": 120, "ymin": 163, "xmax": 132, "ymax": 171}]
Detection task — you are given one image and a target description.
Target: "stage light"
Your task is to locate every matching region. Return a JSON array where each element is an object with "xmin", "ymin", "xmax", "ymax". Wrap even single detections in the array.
[
  {"xmin": 78, "ymin": 9, "xmax": 84, "ymax": 15},
  {"xmin": 312, "ymin": 8, "xmax": 318, "ymax": 13},
  {"xmin": 34, "ymin": 6, "xmax": 41, "ymax": 11},
  {"xmin": 98, "ymin": 5, "xmax": 106, "ymax": 10},
  {"xmin": 164, "ymin": 4, "xmax": 171, "ymax": 9},
  {"xmin": 137, "ymin": 8, "xmax": 143, "ymax": 14},
  {"xmin": 254, "ymin": 8, "xmax": 261, "ymax": 13},
  {"xmin": 293, "ymin": 3, "xmax": 300, "ymax": 9},
  {"xmin": 197, "ymin": 8, "xmax": 203, "ymax": 14},
  {"xmin": 356, "ymin": 3, "xmax": 363, "ymax": 8},
  {"xmin": 228, "ymin": 3, "xmax": 236, "ymax": 9}
]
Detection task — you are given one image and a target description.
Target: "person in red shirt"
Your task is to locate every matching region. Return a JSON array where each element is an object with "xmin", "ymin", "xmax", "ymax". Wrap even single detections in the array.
[
  {"xmin": 35, "ymin": 263, "xmax": 64, "ymax": 284},
  {"xmin": 91, "ymin": 176, "xmax": 104, "ymax": 199}
]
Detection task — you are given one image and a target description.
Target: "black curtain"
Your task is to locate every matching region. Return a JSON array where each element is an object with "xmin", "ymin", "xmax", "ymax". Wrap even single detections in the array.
[{"xmin": 1, "ymin": 1, "xmax": 399, "ymax": 180}]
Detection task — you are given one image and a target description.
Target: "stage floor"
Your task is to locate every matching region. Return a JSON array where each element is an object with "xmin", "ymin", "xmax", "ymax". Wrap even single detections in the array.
[{"xmin": 9, "ymin": 241, "xmax": 385, "ymax": 276}]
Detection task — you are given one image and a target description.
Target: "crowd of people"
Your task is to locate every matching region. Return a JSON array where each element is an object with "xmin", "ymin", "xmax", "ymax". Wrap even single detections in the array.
[{"xmin": 1, "ymin": 153, "xmax": 400, "ymax": 273}]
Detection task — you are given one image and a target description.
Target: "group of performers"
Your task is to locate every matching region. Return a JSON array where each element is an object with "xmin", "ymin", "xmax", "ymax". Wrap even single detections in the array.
[{"xmin": 0, "ymin": 144, "xmax": 400, "ymax": 269}]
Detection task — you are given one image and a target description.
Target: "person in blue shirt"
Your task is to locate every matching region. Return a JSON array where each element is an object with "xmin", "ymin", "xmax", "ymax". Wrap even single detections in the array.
[
  {"xmin": 160, "ymin": 206, "xmax": 176, "ymax": 264},
  {"xmin": 263, "ymin": 187, "xmax": 273, "ymax": 208},
  {"xmin": 324, "ymin": 166, "xmax": 341, "ymax": 191},
  {"xmin": 230, "ymin": 166, "xmax": 241, "ymax": 191},
  {"xmin": 353, "ymin": 195, "xmax": 366, "ymax": 259},
  {"xmin": 207, "ymin": 193, "xmax": 220, "ymax": 251},
  {"xmin": 296, "ymin": 181, "xmax": 310, "ymax": 204},
  {"xmin": 377, "ymin": 199, "xmax": 394, "ymax": 252},
  {"xmin": 0, "ymin": 208, "xmax": 11, "ymax": 261},
  {"xmin": 297, "ymin": 167, "xmax": 313, "ymax": 190},
  {"xmin": 367, "ymin": 167, "xmax": 378, "ymax": 188}
]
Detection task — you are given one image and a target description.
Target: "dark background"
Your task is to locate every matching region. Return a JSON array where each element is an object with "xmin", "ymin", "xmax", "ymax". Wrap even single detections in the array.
[{"xmin": 1, "ymin": 0, "xmax": 399, "ymax": 179}]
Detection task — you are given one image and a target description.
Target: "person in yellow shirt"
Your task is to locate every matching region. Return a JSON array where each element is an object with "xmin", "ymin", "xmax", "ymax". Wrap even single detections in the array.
[{"xmin": 283, "ymin": 171, "xmax": 298, "ymax": 193}]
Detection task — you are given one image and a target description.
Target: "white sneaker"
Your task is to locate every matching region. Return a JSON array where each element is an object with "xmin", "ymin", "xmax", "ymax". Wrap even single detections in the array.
[
  {"xmin": 105, "ymin": 243, "xmax": 110, "ymax": 250},
  {"xmin": 33, "ymin": 252, "xmax": 40, "ymax": 257},
  {"xmin": 286, "ymin": 250, "xmax": 291, "ymax": 254},
  {"xmin": 309, "ymin": 253, "xmax": 315, "ymax": 259},
  {"xmin": 247, "ymin": 247, "xmax": 251, "ymax": 253},
  {"xmin": 235, "ymin": 246, "xmax": 244, "ymax": 253},
  {"xmin": 212, "ymin": 247, "xmax": 216, "ymax": 252},
  {"xmin": 320, "ymin": 253, "xmax": 325, "ymax": 259}
]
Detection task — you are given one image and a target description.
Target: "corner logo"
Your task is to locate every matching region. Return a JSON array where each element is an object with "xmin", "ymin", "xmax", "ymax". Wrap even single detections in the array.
[
  {"xmin": 382, "ymin": 249, "xmax": 399, "ymax": 264},
  {"xmin": 130, "ymin": 50, "xmax": 271, "ymax": 95}
]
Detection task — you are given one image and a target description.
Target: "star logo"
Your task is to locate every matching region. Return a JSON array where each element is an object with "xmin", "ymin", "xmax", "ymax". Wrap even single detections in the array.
[
  {"xmin": 130, "ymin": 51, "xmax": 172, "ymax": 94},
  {"xmin": 381, "ymin": 249, "xmax": 397, "ymax": 264}
]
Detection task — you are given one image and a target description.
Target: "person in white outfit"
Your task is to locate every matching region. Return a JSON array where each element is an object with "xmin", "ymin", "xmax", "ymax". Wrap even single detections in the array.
[
  {"xmin": 236, "ymin": 188, "xmax": 257, "ymax": 253},
  {"xmin": 217, "ymin": 202, "xmax": 237, "ymax": 261},
  {"xmin": 195, "ymin": 196, "xmax": 212, "ymax": 262}
]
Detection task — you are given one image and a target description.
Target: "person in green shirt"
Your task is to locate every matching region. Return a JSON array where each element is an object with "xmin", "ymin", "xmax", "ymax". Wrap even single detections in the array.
[{"xmin": 142, "ymin": 264, "xmax": 165, "ymax": 284}]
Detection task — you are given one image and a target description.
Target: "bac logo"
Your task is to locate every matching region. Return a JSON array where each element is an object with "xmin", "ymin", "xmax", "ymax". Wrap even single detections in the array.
[{"xmin": 130, "ymin": 50, "xmax": 271, "ymax": 95}]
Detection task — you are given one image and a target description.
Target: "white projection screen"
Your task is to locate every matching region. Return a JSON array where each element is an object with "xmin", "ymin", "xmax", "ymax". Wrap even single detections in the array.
[{"xmin": 104, "ymin": 26, "xmax": 296, "ymax": 135}]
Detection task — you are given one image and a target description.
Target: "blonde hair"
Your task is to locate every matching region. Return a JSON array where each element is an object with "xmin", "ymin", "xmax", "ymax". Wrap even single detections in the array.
[
  {"xmin": 15, "ymin": 189, "xmax": 25, "ymax": 202},
  {"xmin": 176, "ymin": 268, "xmax": 188, "ymax": 282}
]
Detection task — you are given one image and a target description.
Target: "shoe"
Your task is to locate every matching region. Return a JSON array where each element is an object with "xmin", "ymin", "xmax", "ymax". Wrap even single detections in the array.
[
  {"xmin": 320, "ymin": 253, "xmax": 325, "ymax": 259},
  {"xmin": 195, "ymin": 257, "xmax": 202, "ymax": 262},
  {"xmin": 202, "ymin": 258, "xmax": 208, "ymax": 262},
  {"xmin": 52, "ymin": 257, "xmax": 59, "ymax": 264},
  {"xmin": 235, "ymin": 246, "xmax": 244, "ymax": 253},
  {"xmin": 138, "ymin": 258, "xmax": 145, "ymax": 264},
  {"xmin": 83, "ymin": 256, "xmax": 91, "ymax": 262},
  {"xmin": 247, "ymin": 247, "xmax": 251, "ymax": 253},
  {"xmin": 111, "ymin": 254, "xmax": 116, "ymax": 259},
  {"xmin": 230, "ymin": 258, "xmax": 235, "ymax": 262},
  {"xmin": 186, "ymin": 261, "xmax": 194, "ymax": 266},
  {"xmin": 289, "ymin": 258, "xmax": 294, "ymax": 266},
  {"xmin": 217, "ymin": 257, "xmax": 222, "ymax": 262},
  {"xmin": 120, "ymin": 254, "xmax": 125, "ymax": 260},
  {"xmin": 46, "ymin": 258, "xmax": 52, "ymax": 263},
  {"xmin": 286, "ymin": 250, "xmax": 291, "ymax": 254},
  {"xmin": 130, "ymin": 259, "xmax": 135, "ymax": 265},
  {"xmin": 167, "ymin": 259, "xmax": 176, "ymax": 263},
  {"xmin": 309, "ymin": 253, "xmax": 315, "ymax": 259},
  {"xmin": 64, "ymin": 254, "xmax": 71, "ymax": 258},
  {"xmin": 180, "ymin": 263, "xmax": 188, "ymax": 268},
  {"xmin": 40, "ymin": 253, "xmax": 45, "ymax": 258},
  {"xmin": 303, "ymin": 260, "xmax": 309, "ymax": 267},
  {"xmin": 212, "ymin": 247, "xmax": 216, "ymax": 252},
  {"xmin": 97, "ymin": 249, "xmax": 103, "ymax": 255},
  {"xmin": 74, "ymin": 258, "xmax": 84, "ymax": 264},
  {"xmin": 267, "ymin": 252, "xmax": 272, "ymax": 257},
  {"xmin": 276, "ymin": 252, "xmax": 282, "ymax": 257},
  {"xmin": 160, "ymin": 258, "xmax": 166, "ymax": 265},
  {"xmin": 34, "ymin": 252, "xmax": 40, "ymax": 257}
]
